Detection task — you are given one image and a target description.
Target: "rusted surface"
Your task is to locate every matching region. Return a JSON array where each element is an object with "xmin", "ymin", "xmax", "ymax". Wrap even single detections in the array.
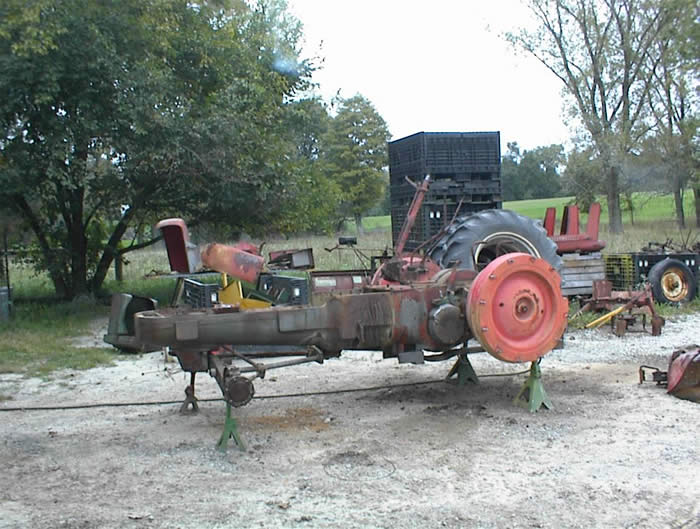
[
  {"xmin": 592, "ymin": 279, "xmax": 613, "ymax": 300},
  {"xmin": 370, "ymin": 255, "xmax": 442, "ymax": 285},
  {"xmin": 585, "ymin": 283, "xmax": 665, "ymax": 335},
  {"xmin": 394, "ymin": 175, "xmax": 431, "ymax": 256},
  {"xmin": 310, "ymin": 270, "xmax": 370, "ymax": 305},
  {"xmin": 136, "ymin": 284, "xmax": 465, "ymax": 355},
  {"xmin": 667, "ymin": 346, "xmax": 700, "ymax": 402},
  {"xmin": 467, "ymin": 253, "xmax": 568, "ymax": 363},
  {"xmin": 200, "ymin": 243, "xmax": 264, "ymax": 284},
  {"xmin": 172, "ymin": 350, "xmax": 209, "ymax": 373}
]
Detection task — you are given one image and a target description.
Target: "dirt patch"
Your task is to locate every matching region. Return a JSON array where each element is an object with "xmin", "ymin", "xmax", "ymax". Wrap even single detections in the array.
[
  {"xmin": 1, "ymin": 316, "xmax": 699, "ymax": 529},
  {"xmin": 246, "ymin": 407, "xmax": 331, "ymax": 432}
]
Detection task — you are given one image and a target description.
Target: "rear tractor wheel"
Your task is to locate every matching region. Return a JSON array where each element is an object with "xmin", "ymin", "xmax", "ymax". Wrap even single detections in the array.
[{"xmin": 429, "ymin": 209, "xmax": 562, "ymax": 273}]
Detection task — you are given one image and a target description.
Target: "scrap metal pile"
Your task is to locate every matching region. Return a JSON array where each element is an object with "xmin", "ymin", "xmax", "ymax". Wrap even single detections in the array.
[{"xmin": 107, "ymin": 176, "xmax": 572, "ymax": 448}]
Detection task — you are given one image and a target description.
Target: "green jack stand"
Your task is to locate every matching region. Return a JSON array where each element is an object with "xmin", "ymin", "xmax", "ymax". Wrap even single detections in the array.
[
  {"xmin": 514, "ymin": 360, "xmax": 552, "ymax": 413},
  {"xmin": 216, "ymin": 403, "xmax": 245, "ymax": 452},
  {"xmin": 446, "ymin": 354, "xmax": 479, "ymax": 386}
]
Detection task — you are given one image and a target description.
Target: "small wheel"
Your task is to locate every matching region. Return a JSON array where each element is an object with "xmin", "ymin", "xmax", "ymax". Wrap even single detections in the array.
[
  {"xmin": 429, "ymin": 209, "xmax": 562, "ymax": 273},
  {"xmin": 648, "ymin": 258, "xmax": 697, "ymax": 303}
]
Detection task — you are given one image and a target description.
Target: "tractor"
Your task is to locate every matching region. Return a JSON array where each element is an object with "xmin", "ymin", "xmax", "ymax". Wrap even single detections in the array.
[{"xmin": 108, "ymin": 174, "xmax": 569, "ymax": 450}]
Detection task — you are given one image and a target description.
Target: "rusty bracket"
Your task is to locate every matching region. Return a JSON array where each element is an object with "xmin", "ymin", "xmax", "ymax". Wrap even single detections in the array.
[{"xmin": 638, "ymin": 365, "xmax": 668, "ymax": 386}]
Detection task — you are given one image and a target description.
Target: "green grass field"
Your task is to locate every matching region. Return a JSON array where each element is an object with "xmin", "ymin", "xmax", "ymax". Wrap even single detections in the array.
[{"xmin": 362, "ymin": 192, "xmax": 697, "ymax": 231}]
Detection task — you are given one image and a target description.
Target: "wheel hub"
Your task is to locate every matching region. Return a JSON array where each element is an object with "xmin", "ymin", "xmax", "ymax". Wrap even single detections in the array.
[
  {"xmin": 467, "ymin": 253, "xmax": 568, "ymax": 363},
  {"xmin": 474, "ymin": 232, "xmax": 541, "ymax": 271},
  {"xmin": 662, "ymin": 269, "xmax": 688, "ymax": 302}
]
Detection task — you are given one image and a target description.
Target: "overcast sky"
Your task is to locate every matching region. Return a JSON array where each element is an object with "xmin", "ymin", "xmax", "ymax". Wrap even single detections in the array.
[{"xmin": 287, "ymin": 0, "xmax": 573, "ymax": 153}]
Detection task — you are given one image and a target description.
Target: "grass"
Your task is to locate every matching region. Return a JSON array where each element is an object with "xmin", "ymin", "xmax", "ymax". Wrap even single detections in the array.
[
  {"xmin": 2, "ymin": 191, "xmax": 698, "ymax": 378},
  {"xmin": 0, "ymin": 297, "xmax": 117, "ymax": 377},
  {"xmin": 362, "ymin": 191, "xmax": 698, "ymax": 244}
]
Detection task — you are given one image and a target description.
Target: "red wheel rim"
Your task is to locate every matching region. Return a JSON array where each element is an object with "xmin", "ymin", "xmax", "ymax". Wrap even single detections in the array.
[{"xmin": 467, "ymin": 253, "xmax": 568, "ymax": 363}]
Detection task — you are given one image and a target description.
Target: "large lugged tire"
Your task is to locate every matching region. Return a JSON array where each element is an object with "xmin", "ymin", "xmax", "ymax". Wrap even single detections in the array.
[
  {"xmin": 648, "ymin": 258, "xmax": 697, "ymax": 304},
  {"xmin": 429, "ymin": 209, "xmax": 562, "ymax": 272}
]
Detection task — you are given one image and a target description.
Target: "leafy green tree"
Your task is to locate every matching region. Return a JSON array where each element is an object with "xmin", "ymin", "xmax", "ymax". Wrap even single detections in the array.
[
  {"xmin": 502, "ymin": 142, "xmax": 564, "ymax": 200},
  {"xmin": 646, "ymin": 0, "xmax": 699, "ymax": 228},
  {"xmin": 0, "ymin": 0, "xmax": 311, "ymax": 298},
  {"xmin": 273, "ymin": 97, "xmax": 341, "ymax": 234},
  {"xmin": 563, "ymin": 147, "xmax": 603, "ymax": 212},
  {"xmin": 501, "ymin": 142, "xmax": 525, "ymax": 201},
  {"xmin": 508, "ymin": 0, "xmax": 684, "ymax": 233},
  {"xmin": 322, "ymin": 94, "xmax": 390, "ymax": 233}
]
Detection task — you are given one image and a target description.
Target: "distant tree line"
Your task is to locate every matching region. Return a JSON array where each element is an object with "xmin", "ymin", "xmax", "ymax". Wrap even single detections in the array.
[{"xmin": 501, "ymin": 142, "xmax": 565, "ymax": 201}]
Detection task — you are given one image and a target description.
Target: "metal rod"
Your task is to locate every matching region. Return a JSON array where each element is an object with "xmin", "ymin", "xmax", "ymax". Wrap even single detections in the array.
[
  {"xmin": 238, "ymin": 353, "xmax": 323, "ymax": 373},
  {"xmin": 394, "ymin": 174, "xmax": 431, "ymax": 256}
]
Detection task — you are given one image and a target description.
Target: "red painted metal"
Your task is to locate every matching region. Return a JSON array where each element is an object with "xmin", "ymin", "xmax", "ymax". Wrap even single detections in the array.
[
  {"xmin": 543, "ymin": 207, "xmax": 556, "ymax": 237},
  {"xmin": 200, "ymin": 243, "xmax": 264, "ymax": 284},
  {"xmin": 466, "ymin": 253, "xmax": 568, "ymax": 363},
  {"xmin": 394, "ymin": 175, "xmax": 432, "ymax": 256},
  {"xmin": 667, "ymin": 347, "xmax": 700, "ymax": 402},
  {"xmin": 560, "ymin": 205, "xmax": 580, "ymax": 235},
  {"xmin": 156, "ymin": 218, "xmax": 198, "ymax": 273},
  {"xmin": 585, "ymin": 202, "xmax": 601, "ymax": 240},
  {"xmin": 236, "ymin": 242, "xmax": 261, "ymax": 256},
  {"xmin": 547, "ymin": 202, "xmax": 606, "ymax": 254}
]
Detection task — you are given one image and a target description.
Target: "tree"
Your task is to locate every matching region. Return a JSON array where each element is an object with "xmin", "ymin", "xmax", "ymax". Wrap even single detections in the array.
[
  {"xmin": 563, "ymin": 146, "xmax": 604, "ymax": 211},
  {"xmin": 501, "ymin": 142, "xmax": 526, "ymax": 201},
  {"xmin": 508, "ymin": 0, "xmax": 683, "ymax": 233},
  {"xmin": 501, "ymin": 142, "xmax": 564, "ymax": 200},
  {"xmin": 274, "ymin": 97, "xmax": 341, "ymax": 234},
  {"xmin": 646, "ymin": 0, "xmax": 699, "ymax": 228},
  {"xmin": 322, "ymin": 94, "xmax": 390, "ymax": 233},
  {"xmin": 0, "ymin": 0, "xmax": 311, "ymax": 299}
]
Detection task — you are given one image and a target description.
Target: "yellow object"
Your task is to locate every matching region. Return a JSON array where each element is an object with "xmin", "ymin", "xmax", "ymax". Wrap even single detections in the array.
[
  {"xmin": 585, "ymin": 305, "xmax": 627, "ymax": 329},
  {"xmin": 219, "ymin": 279, "xmax": 270, "ymax": 310}
]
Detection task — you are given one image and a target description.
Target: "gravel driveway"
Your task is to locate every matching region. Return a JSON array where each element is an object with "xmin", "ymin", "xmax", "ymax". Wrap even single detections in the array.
[{"xmin": 1, "ymin": 313, "xmax": 699, "ymax": 529}]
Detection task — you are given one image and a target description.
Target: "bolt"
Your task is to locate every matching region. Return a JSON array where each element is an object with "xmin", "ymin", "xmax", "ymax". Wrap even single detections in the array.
[
  {"xmin": 507, "ymin": 258, "xmax": 514, "ymax": 264},
  {"xmin": 489, "ymin": 274, "xmax": 497, "ymax": 280},
  {"xmin": 479, "ymin": 299, "xmax": 486, "ymax": 305},
  {"xmin": 481, "ymin": 327, "xmax": 488, "ymax": 333}
]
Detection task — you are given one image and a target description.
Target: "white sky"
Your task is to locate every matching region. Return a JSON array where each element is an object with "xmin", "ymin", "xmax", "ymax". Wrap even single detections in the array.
[{"xmin": 287, "ymin": 0, "xmax": 573, "ymax": 153}]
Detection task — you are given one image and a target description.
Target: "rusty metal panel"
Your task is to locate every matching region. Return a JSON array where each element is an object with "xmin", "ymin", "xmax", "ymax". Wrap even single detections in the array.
[{"xmin": 278, "ymin": 306, "xmax": 325, "ymax": 333}]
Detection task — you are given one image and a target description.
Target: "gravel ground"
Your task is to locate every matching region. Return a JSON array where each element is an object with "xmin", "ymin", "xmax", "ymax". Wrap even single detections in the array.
[{"xmin": 1, "ymin": 313, "xmax": 699, "ymax": 529}]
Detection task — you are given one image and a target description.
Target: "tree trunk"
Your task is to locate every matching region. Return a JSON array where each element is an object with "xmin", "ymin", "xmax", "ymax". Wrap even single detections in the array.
[
  {"xmin": 14, "ymin": 195, "xmax": 69, "ymax": 298},
  {"xmin": 606, "ymin": 167, "xmax": 624, "ymax": 233},
  {"xmin": 672, "ymin": 171, "xmax": 685, "ymax": 229},
  {"xmin": 68, "ymin": 188, "xmax": 89, "ymax": 299},
  {"xmin": 694, "ymin": 187, "xmax": 700, "ymax": 229},
  {"xmin": 90, "ymin": 209, "xmax": 134, "ymax": 293},
  {"xmin": 354, "ymin": 213, "xmax": 364, "ymax": 235}
]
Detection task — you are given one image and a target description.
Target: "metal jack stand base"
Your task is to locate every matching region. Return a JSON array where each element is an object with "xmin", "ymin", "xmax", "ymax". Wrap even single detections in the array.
[
  {"xmin": 446, "ymin": 354, "xmax": 479, "ymax": 386},
  {"xmin": 514, "ymin": 360, "xmax": 552, "ymax": 413},
  {"xmin": 180, "ymin": 388, "xmax": 199, "ymax": 414},
  {"xmin": 179, "ymin": 374, "xmax": 199, "ymax": 414},
  {"xmin": 216, "ymin": 403, "xmax": 245, "ymax": 452}
]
